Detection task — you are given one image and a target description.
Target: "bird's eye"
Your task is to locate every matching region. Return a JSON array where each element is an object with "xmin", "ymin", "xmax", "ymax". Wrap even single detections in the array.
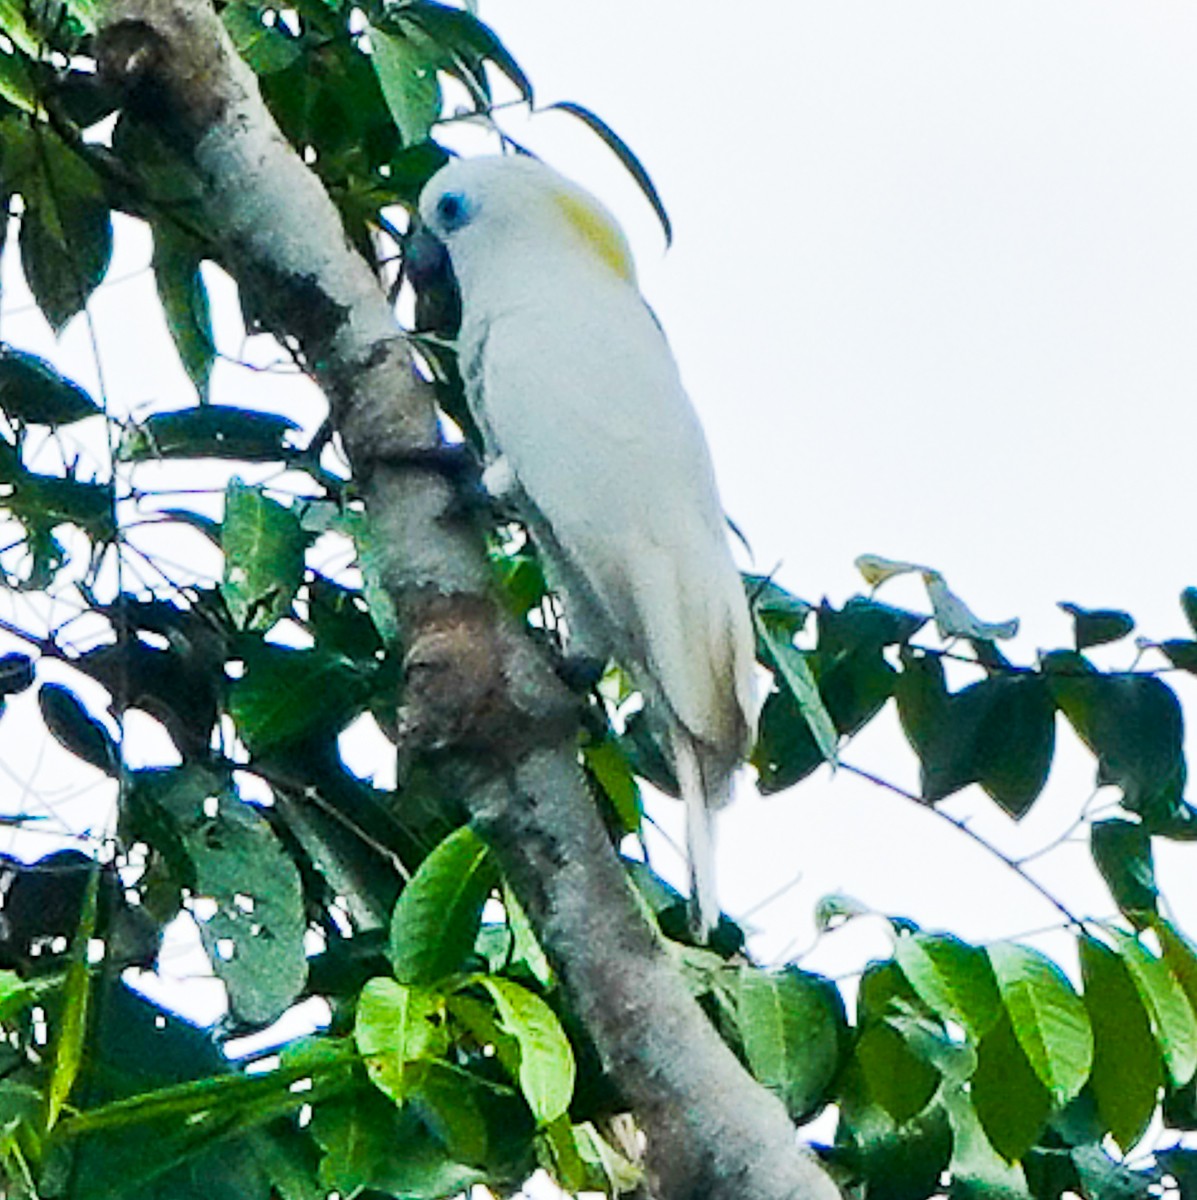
[{"xmin": 436, "ymin": 192, "xmax": 470, "ymax": 230}]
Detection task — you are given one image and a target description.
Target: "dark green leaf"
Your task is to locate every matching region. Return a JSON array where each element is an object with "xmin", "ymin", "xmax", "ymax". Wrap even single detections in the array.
[
  {"xmin": 1069, "ymin": 1143, "xmax": 1156, "ymax": 1200},
  {"xmin": 835, "ymin": 1086, "xmax": 953, "ymax": 1200},
  {"xmin": 38, "ymin": 682, "xmax": 119, "ymax": 775},
  {"xmin": 222, "ymin": 2, "xmax": 302, "ymax": 74},
  {"xmin": 1090, "ymin": 820, "xmax": 1157, "ymax": 919},
  {"xmin": 1162, "ymin": 639, "xmax": 1197, "ymax": 674},
  {"xmin": 855, "ymin": 1021, "xmax": 940, "ymax": 1125},
  {"xmin": 221, "ymin": 479, "xmax": 308, "ymax": 631},
  {"xmin": 389, "ymin": 825, "xmax": 497, "ymax": 986},
  {"xmin": 119, "ymin": 406, "xmax": 301, "ymax": 463},
  {"xmin": 306, "ymin": 573, "xmax": 384, "ymax": 662},
  {"xmin": 724, "ymin": 964, "xmax": 845, "ymax": 1123},
  {"xmin": 229, "ymin": 642, "xmax": 367, "ymax": 753},
  {"xmin": 400, "ymin": 1, "xmax": 532, "ymax": 104},
  {"xmin": 0, "ymin": 346, "xmax": 100, "ymax": 424},
  {"xmin": 47, "ymin": 860, "xmax": 99, "ymax": 1127},
  {"xmin": 754, "ymin": 597, "xmax": 918, "ymax": 792},
  {"xmin": 546, "ymin": 101, "xmax": 672, "ymax": 247},
  {"xmin": 1059, "ymin": 603, "xmax": 1135, "ymax": 651},
  {"xmin": 0, "ymin": 652, "xmax": 34, "ymax": 695},
  {"xmin": 746, "ymin": 575, "xmax": 811, "ymax": 635},
  {"xmin": 1158, "ymin": 1147, "xmax": 1197, "ymax": 1200},
  {"xmin": 152, "ymin": 222, "xmax": 215, "ymax": 401},
  {"xmin": 1078, "ymin": 935, "xmax": 1162, "ymax": 1151},
  {"xmin": 756, "ymin": 611, "xmax": 838, "ymax": 767},
  {"xmin": 311, "ymin": 1090, "xmax": 486, "ymax": 1199},
  {"xmin": 582, "ymin": 737, "xmax": 641, "ymax": 835},
  {"xmin": 16, "ymin": 134, "xmax": 112, "ymax": 332},
  {"xmin": 1044, "ymin": 652, "xmax": 1187, "ymax": 831},
  {"xmin": 972, "ymin": 1007, "xmax": 1053, "ymax": 1161},
  {"xmin": 1182, "ymin": 588, "xmax": 1197, "ymax": 638},
  {"xmin": 897, "ymin": 654, "xmax": 1054, "ymax": 813}
]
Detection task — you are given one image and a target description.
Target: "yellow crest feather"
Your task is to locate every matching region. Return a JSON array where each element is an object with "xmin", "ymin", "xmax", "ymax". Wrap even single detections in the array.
[{"xmin": 554, "ymin": 190, "xmax": 636, "ymax": 284}]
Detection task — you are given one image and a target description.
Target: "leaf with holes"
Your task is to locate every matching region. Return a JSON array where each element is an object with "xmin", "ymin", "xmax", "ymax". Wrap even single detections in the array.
[
  {"xmin": 221, "ymin": 480, "xmax": 308, "ymax": 631},
  {"xmin": 140, "ymin": 765, "xmax": 307, "ymax": 1026},
  {"xmin": 354, "ymin": 977, "xmax": 447, "ymax": 1104}
]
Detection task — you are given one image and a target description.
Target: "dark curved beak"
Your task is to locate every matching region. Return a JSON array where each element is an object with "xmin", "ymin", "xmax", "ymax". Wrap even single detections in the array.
[{"xmin": 403, "ymin": 222, "xmax": 462, "ymax": 337}]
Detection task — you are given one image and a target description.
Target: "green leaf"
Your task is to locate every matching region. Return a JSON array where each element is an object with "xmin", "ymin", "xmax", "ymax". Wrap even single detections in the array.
[
  {"xmin": 17, "ymin": 136, "xmax": 112, "ymax": 332},
  {"xmin": 46, "ymin": 861, "xmax": 99, "ymax": 1128},
  {"xmin": 1090, "ymin": 819, "xmax": 1157, "ymax": 919},
  {"xmin": 971, "ymin": 1007, "xmax": 1053, "ymax": 1161},
  {"xmin": 897, "ymin": 655, "xmax": 1054, "ymax": 814},
  {"xmin": 756, "ymin": 610, "xmax": 838, "ymax": 767},
  {"xmin": 368, "ymin": 26, "xmax": 442, "ymax": 146},
  {"xmin": 942, "ymin": 1081, "xmax": 1032, "ymax": 1199},
  {"xmin": 0, "ymin": 653, "xmax": 34, "ymax": 695},
  {"xmin": 389, "ymin": 825, "xmax": 497, "ymax": 986},
  {"xmin": 1078, "ymin": 935, "xmax": 1162, "ymax": 1151},
  {"xmin": 1059, "ymin": 603, "xmax": 1135, "ymax": 651},
  {"xmin": 546, "ymin": 101, "xmax": 672, "ymax": 247},
  {"xmin": 354, "ymin": 977, "xmax": 446, "ymax": 1104},
  {"xmin": 473, "ymin": 976, "xmax": 574, "ymax": 1125},
  {"xmin": 229, "ymin": 642, "xmax": 366, "ymax": 753},
  {"xmin": 725, "ymin": 964, "xmax": 845, "ymax": 1122},
  {"xmin": 137, "ymin": 766, "xmax": 308, "ymax": 1025},
  {"xmin": 222, "ymin": 2, "xmax": 301, "ymax": 74},
  {"xmin": 1044, "ymin": 652, "xmax": 1187, "ymax": 831},
  {"xmin": 1161, "ymin": 639, "xmax": 1197, "ymax": 675},
  {"xmin": 987, "ymin": 942, "xmax": 1093, "ymax": 1106},
  {"xmin": 119, "ymin": 405, "xmax": 301, "ymax": 463},
  {"xmin": 0, "ymin": 347, "xmax": 100, "ymax": 424},
  {"xmin": 582, "ymin": 736, "xmax": 641, "ymax": 834},
  {"xmin": 1182, "ymin": 588, "xmax": 1197, "ymax": 638},
  {"xmin": 1156, "ymin": 919, "xmax": 1197, "ymax": 1034},
  {"xmin": 854, "ymin": 1020, "xmax": 941, "ymax": 1124},
  {"xmin": 152, "ymin": 223, "xmax": 215, "ymax": 401},
  {"xmin": 1109, "ymin": 928, "xmax": 1197, "ymax": 1088},
  {"xmin": 311, "ymin": 1091, "xmax": 485, "ymax": 1199},
  {"xmin": 221, "ymin": 479, "xmax": 308, "ymax": 631},
  {"xmin": 38, "ymin": 682, "xmax": 119, "ymax": 775},
  {"xmin": 894, "ymin": 932, "xmax": 1002, "ymax": 1042}
]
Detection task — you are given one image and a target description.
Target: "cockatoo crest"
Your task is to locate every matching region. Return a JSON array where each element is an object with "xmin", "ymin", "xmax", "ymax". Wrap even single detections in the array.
[{"xmin": 551, "ymin": 190, "xmax": 637, "ymax": 284}]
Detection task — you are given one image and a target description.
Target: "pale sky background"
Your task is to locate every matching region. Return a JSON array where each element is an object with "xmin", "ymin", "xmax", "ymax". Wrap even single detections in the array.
[{"xmin": 0, "ymin": 1, "xmax": 1195, "ymax": 1070}]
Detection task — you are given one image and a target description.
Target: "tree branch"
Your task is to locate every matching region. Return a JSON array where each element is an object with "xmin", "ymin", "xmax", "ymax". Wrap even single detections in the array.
[{"xmin": 91, "ymin": 2, "xmax": 841, "ymax": 1196}]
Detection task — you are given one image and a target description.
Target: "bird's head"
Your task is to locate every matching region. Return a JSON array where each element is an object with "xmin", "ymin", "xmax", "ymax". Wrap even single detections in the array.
[{"xmin": 416, "ymin": 154, "xmax": 638, "ymax": 287}]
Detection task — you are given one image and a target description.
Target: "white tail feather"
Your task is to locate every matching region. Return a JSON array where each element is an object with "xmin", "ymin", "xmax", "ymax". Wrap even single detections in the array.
[{"xmin": 672, "ymin": 729, "xmax": 718, "ymax": 938}]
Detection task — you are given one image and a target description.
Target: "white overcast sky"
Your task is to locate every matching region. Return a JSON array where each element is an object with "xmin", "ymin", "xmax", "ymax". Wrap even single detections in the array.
[
  {"xmin": 2, "ymin": 2, "xmax": 1197, "ymax": 1019},
  {"xmin": 473, "ymin": 1, "xmax": 1197, "ymax": 975}
]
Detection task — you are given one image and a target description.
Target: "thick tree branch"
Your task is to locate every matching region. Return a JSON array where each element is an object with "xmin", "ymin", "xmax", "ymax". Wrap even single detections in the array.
[{"xmin": 92, "ymin": 3, "xmax": 842, "ymax": 1196}]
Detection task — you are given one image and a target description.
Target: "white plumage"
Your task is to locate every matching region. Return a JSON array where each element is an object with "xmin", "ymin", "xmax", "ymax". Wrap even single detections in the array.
[{"xmin": 417, "ymin": 155, "xmax": 756, "ymax": 934}]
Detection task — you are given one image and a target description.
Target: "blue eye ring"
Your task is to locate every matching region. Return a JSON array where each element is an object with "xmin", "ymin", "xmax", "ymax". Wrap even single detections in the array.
[{"xmin": 436, "ymin": 191, "xmax": 470, "ymax": 230}]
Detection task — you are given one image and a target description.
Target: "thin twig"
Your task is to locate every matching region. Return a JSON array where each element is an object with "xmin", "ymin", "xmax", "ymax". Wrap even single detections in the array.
[{"xmin": 840, "ymin": 760, "xmax": 1086, "ymax": 930}]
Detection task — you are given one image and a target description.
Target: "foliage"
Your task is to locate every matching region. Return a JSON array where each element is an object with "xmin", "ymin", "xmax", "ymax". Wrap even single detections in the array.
[{"xmin": 0, "ymin": 0, "xmax": 1190, "ymax": 1197}]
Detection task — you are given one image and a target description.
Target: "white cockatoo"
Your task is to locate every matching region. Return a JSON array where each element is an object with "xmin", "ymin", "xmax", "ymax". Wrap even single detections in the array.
[{"xmin": 416, "ymin": 154, "xmax": 756, "ymax": 934}]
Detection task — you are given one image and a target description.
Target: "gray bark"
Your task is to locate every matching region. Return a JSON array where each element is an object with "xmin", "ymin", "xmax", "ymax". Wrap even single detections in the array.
[{"xmin": 93, "ymin": 4, "xmax": 843, "ymax": 1196}]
